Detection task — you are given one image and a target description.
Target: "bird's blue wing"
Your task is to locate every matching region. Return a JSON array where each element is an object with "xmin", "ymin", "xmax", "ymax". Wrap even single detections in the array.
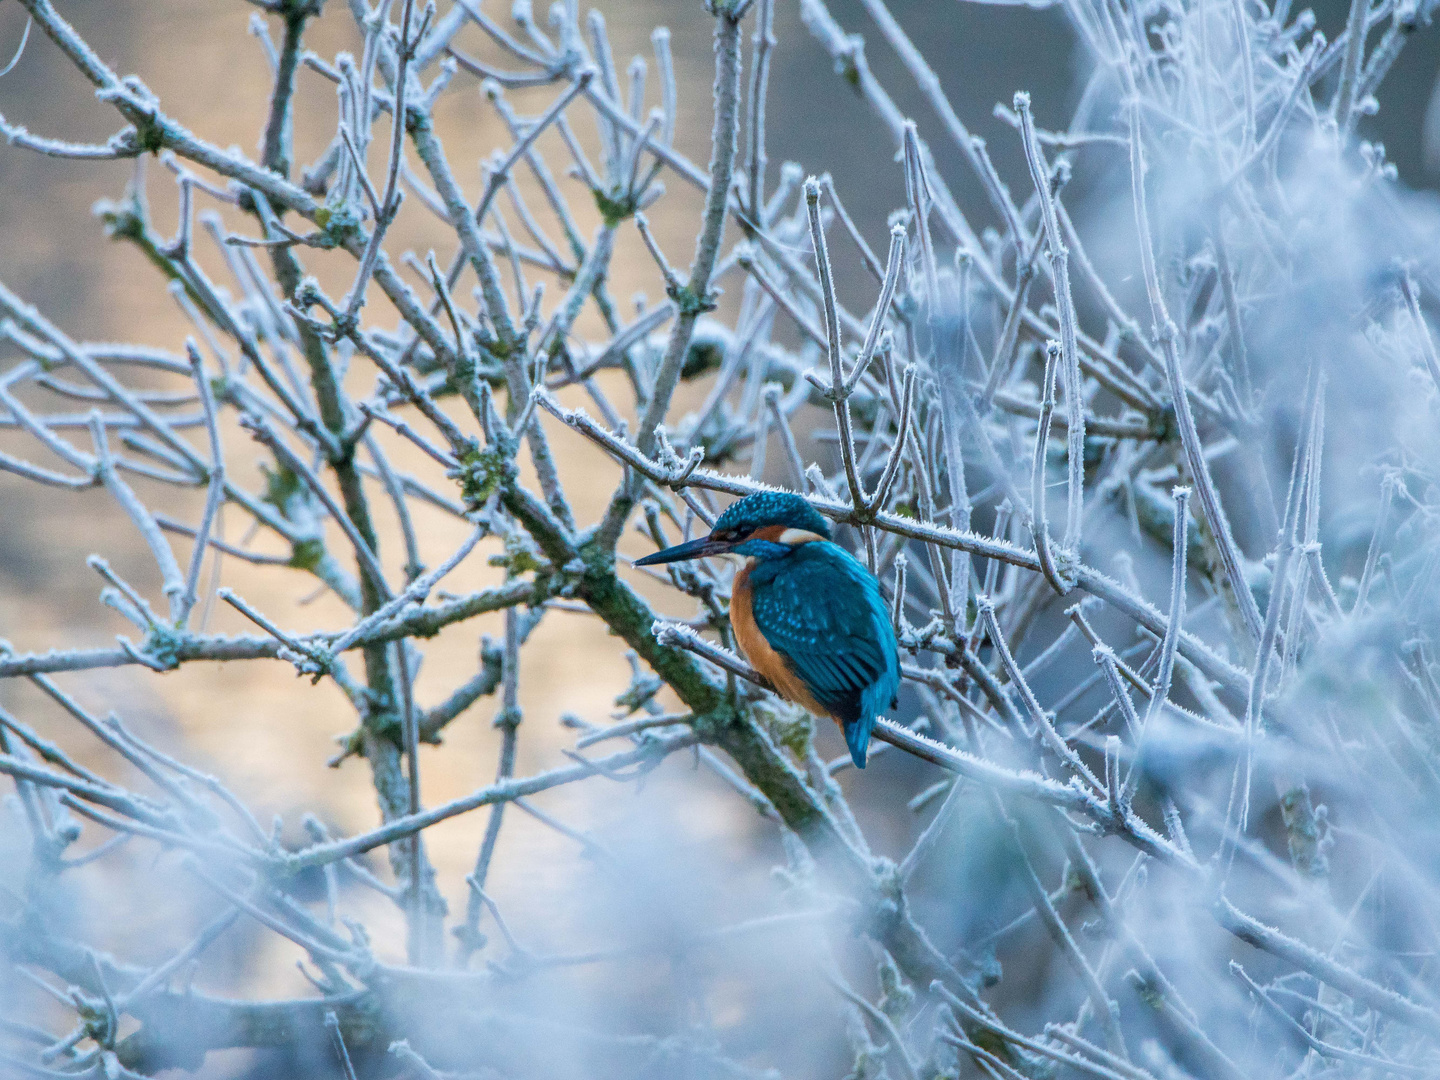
[{"xmin": 747, "ymin": 542, "xmax": 899, "ymax": 768}]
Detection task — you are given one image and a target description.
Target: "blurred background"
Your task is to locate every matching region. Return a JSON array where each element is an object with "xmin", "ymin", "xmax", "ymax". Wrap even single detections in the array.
[{"xmin": 1, "ymin": 1, "xmax": 1439, "ymax": 1076}]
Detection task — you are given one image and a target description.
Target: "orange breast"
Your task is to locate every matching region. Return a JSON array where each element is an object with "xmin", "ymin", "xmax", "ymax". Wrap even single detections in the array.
[{"xmin": 731, "ymin": 565, "xmax": 831, "ymax": 721}]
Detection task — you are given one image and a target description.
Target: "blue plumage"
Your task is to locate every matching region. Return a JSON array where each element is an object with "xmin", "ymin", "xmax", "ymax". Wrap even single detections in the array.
[
  {"xmin": 711, "ymin": 490, "xmax": 832, "ymax": 540},
  {"xmin": 746, "ymin": 541, "xmax": 899, "ymax": 768},
  {"xmin": 634, "ymin": 491, "xmax": 898, "ymax": 769}
]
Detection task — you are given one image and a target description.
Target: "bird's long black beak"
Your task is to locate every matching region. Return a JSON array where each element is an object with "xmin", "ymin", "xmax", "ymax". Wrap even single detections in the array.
[{"xmin": 634, "ymin": 535, "xmax": 732, "ymax": 566}]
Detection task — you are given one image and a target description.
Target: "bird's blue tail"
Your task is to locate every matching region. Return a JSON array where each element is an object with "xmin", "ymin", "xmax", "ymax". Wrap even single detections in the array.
[
  {"xmin": 847, "ymin": 677, "xmax": 895, "ymax": 769},
  {"xmin": 845, "ymin": 713, "xmax": 876, "ymax": 769}
]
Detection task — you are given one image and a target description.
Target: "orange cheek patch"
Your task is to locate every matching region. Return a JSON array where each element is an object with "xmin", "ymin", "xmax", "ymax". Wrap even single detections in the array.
[{"xmin": 749, "ymin": 524, "xmax": 825, "ymax": 545}]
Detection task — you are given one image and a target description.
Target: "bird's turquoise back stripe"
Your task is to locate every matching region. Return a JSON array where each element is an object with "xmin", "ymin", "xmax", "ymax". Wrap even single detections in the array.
[{"xmin": 745, "ymin": 540, "xmax": 899, "ymax": 768}]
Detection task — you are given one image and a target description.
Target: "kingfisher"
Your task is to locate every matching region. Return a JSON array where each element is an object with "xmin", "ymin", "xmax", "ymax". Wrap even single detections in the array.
[{"xmin": 636, "ymin": 491, "xmax": 899, "ymax": 769}]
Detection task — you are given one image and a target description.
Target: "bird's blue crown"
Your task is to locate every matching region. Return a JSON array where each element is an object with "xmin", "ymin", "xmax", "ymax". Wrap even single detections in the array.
[{"xmin": 712, "ymin": 491, "xmax": 832, "ymax": 540}]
